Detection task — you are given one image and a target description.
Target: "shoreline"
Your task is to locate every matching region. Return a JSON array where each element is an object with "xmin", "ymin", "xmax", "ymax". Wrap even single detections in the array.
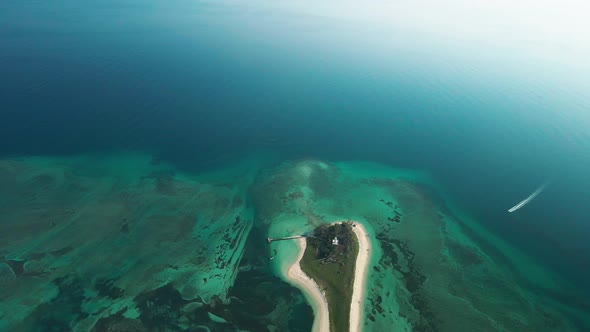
[
  {"xmin": 349, "ymin": 222, "xmax": 370, "ymax": 332},
  {"xmin": 287, "ymin": 238, "xmax": 330, "ymax": 332},
  {"xmin": 285, "ymin": 220, "xmax": 370, "ymax": 332}
]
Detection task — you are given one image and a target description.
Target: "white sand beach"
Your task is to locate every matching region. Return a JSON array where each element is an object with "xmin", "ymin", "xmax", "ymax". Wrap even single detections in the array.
[
  {"xmin": 287, "ymin": 238, "xmax": 330, "ymax": 332},
  {"xmin": 349, "ymin": 222, "xmax": 371, "ymax": 332}
]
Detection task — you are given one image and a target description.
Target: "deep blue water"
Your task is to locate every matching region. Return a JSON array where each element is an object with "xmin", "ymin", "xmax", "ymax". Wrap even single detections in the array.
[{"xmin": 2, "ymin": 0, "xmax": 589, "ymax": 293}]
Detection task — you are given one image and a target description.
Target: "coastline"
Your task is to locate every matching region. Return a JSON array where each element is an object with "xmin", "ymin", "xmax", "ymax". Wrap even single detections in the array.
[
  {"xmin": 349, "ymin": 222, "xmax": 370, "ymax": 332},
  {"xmin": 285, "ymin": 221, "xmax": 370, "ymax": 332},
  {"xmin": 287, "ymin": 238, "xmax": 330, "ymax": 332}
]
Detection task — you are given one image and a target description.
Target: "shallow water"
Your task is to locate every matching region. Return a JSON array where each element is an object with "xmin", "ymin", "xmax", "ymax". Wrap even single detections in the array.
[{"xmin": 1, "ymin": 155, "xmax": 588, "ymax": 330}]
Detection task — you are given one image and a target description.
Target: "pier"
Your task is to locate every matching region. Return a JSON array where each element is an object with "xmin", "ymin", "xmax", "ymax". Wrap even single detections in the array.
[{"xmin": 267, "ymin": 235, "xmax": 305, "ymax": 244}]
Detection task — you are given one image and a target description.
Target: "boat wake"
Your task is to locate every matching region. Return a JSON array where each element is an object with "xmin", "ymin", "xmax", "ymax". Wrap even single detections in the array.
[{"xmin": 508, "ymin": 181, "xmax": 549, "ymax": 213}]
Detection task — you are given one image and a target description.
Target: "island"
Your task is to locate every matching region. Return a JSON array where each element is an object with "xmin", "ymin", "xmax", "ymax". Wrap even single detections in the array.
[{"xmin": 287, "ymin": 221, "xmax": 370, "ymax": 332}]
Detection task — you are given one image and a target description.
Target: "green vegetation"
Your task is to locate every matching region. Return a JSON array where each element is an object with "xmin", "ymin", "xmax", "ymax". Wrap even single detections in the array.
[{"xmin": 300, "ymin": 222, "xmax": 359, "ymax": 332}]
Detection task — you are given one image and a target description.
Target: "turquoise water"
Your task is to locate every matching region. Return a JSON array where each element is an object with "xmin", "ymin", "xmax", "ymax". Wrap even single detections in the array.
[
  {"xmin": 1, "ymin": 0, "xmax": 590, "ymax": 330},
  {"xmin": 2, "ymin": 154, "xmax": 587, "ymax": 330}
]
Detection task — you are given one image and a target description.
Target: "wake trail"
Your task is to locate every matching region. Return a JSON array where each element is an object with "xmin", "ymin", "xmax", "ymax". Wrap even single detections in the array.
[{"xmin": 508, "ymin": 181, "xmax": 549, "ymax": 213}]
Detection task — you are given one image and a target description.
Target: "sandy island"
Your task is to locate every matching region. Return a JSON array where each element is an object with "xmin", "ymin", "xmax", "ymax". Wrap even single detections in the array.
[{"xmin": 286, "ymin": 221, "xmax": 370, "ymax": 332}]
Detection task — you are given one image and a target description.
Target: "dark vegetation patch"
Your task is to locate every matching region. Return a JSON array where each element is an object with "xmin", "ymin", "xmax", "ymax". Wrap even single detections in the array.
[
  {"xmin": 379, "ymin": 198, "xmax": 402, "ymax": 223},
  {"xmin": 135, "ymin": 284, "xmax": 187, "ymax": 329},
  {"xmin": 18, "ymin": 274, "xmax": 87, "ymax": 331},
  {"xmin": 287, "ymin": 190, "xmax": 304, "ymax": 200},
  {"xmin": 300, "ymin": 222, "xmax": 358, "ymax": 332},
  {"xmin": 90, "ymin": 311, "xmax": 144, "ymax": 332},
  {"xmin": 225, "ymin": 269, "xmax": 312, "ymax": 331},
  {"xmin": 28, "ymin": 252, "xmax": 47, "ymax": 260},
  {"xmin": 50, "ymin": 246, "xmax": 73, "ymax": 257},
  {"xmin": 4, "ymin": 258, "xmax": 25, "ymax": 277},
  {"xmin": 94, "ymin": 277, "xmax": 124, "ymax": 299},
  {"xmin": 228, "ymin": 215, "xmax": 246, "ymax": 250},
  {"xmin": 373, "ymin": 230, "xmax": 438, "ymax": 331}
]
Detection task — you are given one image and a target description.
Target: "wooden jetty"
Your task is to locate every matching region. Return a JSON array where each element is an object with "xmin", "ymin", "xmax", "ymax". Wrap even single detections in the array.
[{"xmin": 267, "ymin": 235, "xmax": 304, "ymax": 244}]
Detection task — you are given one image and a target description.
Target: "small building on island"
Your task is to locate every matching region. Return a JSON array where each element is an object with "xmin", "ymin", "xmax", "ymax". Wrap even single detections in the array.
[{"xmin": 332, "ymin": 236, "xmax": 339, "ymax": 245}]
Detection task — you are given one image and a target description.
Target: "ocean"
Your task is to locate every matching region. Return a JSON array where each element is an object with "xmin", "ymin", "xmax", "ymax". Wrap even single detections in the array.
[{"xmin": 1, "ymin": 0, "xmax": 589, "ymax": 331}]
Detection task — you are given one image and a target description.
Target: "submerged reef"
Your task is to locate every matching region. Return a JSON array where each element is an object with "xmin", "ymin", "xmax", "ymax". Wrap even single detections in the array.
[
  {"xmin": 1, "ymin": 155, "xmax": 588, "ymax": 331},
  {"xmin": 0, "ymin": 155, "xmax": 311, "ymax": 331}
]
